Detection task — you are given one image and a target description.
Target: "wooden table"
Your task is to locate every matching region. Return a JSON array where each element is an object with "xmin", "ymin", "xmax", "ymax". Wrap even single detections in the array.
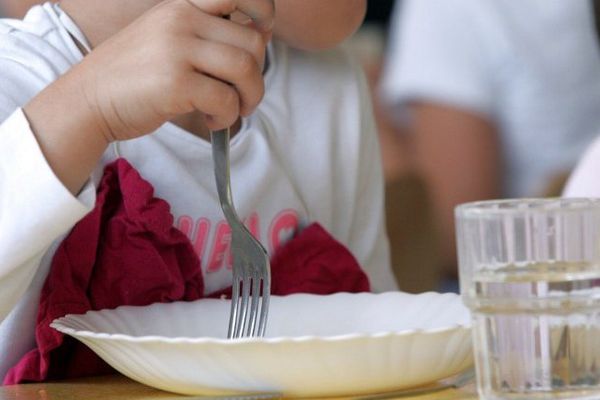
[{"xmin": 0, "ymin": 375, "xmax": 478, "ymax": 400}]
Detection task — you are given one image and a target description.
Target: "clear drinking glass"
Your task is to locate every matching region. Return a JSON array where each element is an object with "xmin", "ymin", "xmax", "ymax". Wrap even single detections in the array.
[{"xmin": 456, "ymin": 198, "xmax": 600, "ymax": 400}]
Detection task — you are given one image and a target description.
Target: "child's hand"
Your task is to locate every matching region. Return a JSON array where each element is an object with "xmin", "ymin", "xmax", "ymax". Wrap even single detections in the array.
[{"xmin": 75, "ymin": 0, "xmax": 274, "ymax": 142}]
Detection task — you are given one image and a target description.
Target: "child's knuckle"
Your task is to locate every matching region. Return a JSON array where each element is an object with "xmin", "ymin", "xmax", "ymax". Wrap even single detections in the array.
[
  {"xmin": 162, "ymin": 1, "xmax": 189, "ymax": 28},
  {"xmin": 168, "ymin": 72, "xmax": 183, "ymax": 90},
  {"xmin": 247, "ymin": 30, "xmax": 266, "ymax": 57},
  {"xmin": 254, "ymin": 81, "xmax": 266, "ymax": 104},
  {"xmin": 217, "ymin": 106, "xmax": 238, "ymax": 128},
  {"xmin": 160, "ymin": 67, "xmax": 182, "ymax": 91},
  {"xmin": 224, "ymin": 0, "xmax": 237, "ymax": 13},
  {"xmin": 219, "ymin": 89, "xmax": 239, "ymax": 117},
  {"xmin": 245, "ymin": 89, "xmax": 264, "ymax": 114},
  {"xmin": 153, "ymin": 35, "xmax": 172, "ymax": 55},
  {"xmin": 164, "ymin": 94, "xmax": 181, "ymax": 114},
  {"xmin": 171, "ymin": 0, "xmax": 191, "ymax": 12},
  {"xmin": 222, "ymin": 88, "xmax": 238, "ymax": 108},
  {"xmin": 235, "ymin": 52, "xmax": 258, "ymax": 78}
]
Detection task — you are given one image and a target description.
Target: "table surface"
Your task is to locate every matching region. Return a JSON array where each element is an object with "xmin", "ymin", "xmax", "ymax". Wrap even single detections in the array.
[{"xmin": 0, "ymin": 375, "xmax": 478, "ymax": 400}]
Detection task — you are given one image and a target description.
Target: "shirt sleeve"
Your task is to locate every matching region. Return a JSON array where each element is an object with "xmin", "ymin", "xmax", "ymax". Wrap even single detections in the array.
[
  {"xmin": 562, "ymin": 135, "xmax": 600, "ymax": 197},
  {"xmin": 381, "ymin": 0, "xmax": 495, "ymax": 117},
  {"xmin": 0, "ymin": 58, "xmax": 96, "ymax": 322}
]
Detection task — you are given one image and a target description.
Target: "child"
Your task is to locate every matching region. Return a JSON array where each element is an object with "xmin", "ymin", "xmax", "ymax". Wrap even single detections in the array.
[{"xmin": 0, "ymin": 0, "xmax": 397, "ymax": 381}]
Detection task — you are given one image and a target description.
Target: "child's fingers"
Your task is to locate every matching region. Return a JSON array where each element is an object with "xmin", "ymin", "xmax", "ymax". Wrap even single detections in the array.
[
  {"xmin": 186, "ymin": 74, "xmax": 241, "ymax": 129},
  {"xmin": 192, "ymin": 15, "xmax": 267, "ymax": 70},
  {"xmin": 187, "ymin": 39, "xmax": 264, "ymax": 116},
  {"xmin": 181, "ymin": 0, "xmax": 237, "ymax": 18},
  {"xmin": 184, "ymin": 0, "xmax": 274, "ymax": 32},
  {"xmin": 234, "ymin": 0, "xmax": 275, "ymax": 32}
]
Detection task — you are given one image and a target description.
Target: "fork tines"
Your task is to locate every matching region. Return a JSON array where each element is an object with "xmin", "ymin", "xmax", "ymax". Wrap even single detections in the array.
[{"xmin": 228, "ymin": 260, "xmax": 271, "ymax": 339}]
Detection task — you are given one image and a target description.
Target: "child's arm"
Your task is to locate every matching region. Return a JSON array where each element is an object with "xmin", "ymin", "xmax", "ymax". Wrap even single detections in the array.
[
  {"xmin": 0, "ymin": 0, "xmax": 273, "ymax": 323},
  {"xmin": 24, "ymin": 0, "xmax": 274, "ymax": 194}
]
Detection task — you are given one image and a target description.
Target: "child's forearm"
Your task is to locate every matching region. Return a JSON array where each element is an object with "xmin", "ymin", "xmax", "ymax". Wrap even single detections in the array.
[{"xmin": 23, "ymin": 69, "xmax": 110, "ymax": 195}]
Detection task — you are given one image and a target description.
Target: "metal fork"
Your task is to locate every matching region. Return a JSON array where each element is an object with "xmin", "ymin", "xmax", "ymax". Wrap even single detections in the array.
[{"xmin": 211, "ymin": 128, "xmax": 271, "ymax": 339}]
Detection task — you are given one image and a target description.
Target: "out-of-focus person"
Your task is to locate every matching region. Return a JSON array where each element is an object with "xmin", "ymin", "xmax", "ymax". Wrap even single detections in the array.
[{"xmin": 381, "ymin": 0, "xmax": 600, "ymax": 282}]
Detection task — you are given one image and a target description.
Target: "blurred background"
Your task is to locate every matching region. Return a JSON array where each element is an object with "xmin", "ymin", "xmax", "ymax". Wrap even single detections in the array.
[
  {"xmin": 5, "ymin": 0, "xmax": 600, "ymax": 293},
  {"xmin": 352, "ymin": 1, "xmax": 441, "ymax": 293},
  {"xmin": 356, "ymin": 0, "xmax": 600, "ymax": 293}
]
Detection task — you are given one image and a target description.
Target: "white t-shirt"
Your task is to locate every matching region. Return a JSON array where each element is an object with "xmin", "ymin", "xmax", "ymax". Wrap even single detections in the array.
[
  {"xmin": 382, "ymin": 0, "xmax": 600, "ymax": 197},
  {"xmin": 0, "ymin": 3, "xmax": 397, "ymax": 380}
]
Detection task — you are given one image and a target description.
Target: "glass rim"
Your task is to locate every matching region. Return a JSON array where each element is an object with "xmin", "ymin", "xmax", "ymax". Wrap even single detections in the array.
[{"xmin": 455, "ymin": 197, "xmax": 600, "ymax": 217}]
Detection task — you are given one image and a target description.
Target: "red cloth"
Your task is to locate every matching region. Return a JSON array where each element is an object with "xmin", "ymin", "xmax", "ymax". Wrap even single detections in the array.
[{"xmin": 4, "ymin": 159, "xmax": 370, "ymax": 385}]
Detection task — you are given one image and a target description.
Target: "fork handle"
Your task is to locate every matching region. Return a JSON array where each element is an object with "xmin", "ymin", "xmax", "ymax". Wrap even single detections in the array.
[{"xmin": 211, "ymin": 129, "xmax": 244, "ymax": 229}]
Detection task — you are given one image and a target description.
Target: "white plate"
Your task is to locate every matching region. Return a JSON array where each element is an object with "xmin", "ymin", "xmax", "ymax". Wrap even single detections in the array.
[{"xmin": 51, "ymin": 292, "xmax": 473, "ymax": 398}]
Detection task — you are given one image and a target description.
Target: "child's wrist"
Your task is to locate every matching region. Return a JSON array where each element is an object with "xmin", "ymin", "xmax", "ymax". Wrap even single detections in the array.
[
  {"xmin": 79, "ymin": 87, "xmax": 116, "ymax": 146},
  {"xmin": 23, "ymin": 72, "xmax": 111, "ymax": 193},
  {"xmin": 24, "ymin": 73, "xmax": 108, "ymax": 149}
]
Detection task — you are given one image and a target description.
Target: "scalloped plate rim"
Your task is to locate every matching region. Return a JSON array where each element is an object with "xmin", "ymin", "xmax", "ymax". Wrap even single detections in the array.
[
  {"xmin": 50, "ymin": 291, "xmax": 471, "ymax": 344},
  {"xmin": 51, "ymin": 319, "xmax": 470, "ymax": 345}
]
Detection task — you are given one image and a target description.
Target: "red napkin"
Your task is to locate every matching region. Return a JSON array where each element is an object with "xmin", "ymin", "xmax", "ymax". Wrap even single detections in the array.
[{"xmin": 4, "ymin": 159, "xmax": 369, "ymax": 385}]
